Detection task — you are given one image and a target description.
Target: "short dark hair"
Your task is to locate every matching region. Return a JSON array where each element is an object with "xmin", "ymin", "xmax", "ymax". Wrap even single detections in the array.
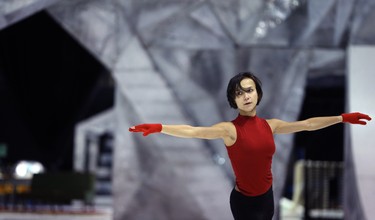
[{"xmin": 226, "ymin": 72, "xmax": 263, "ymax": 109}]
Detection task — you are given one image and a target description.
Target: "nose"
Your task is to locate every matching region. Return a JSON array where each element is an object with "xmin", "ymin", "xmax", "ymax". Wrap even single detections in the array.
[
  {"xmin": 243, "ymin": 93, "xmax": 250, "ymax": 101},
  {"xmin": 244, "ymin": 92, "xmax": 250, "ymax": 100}
]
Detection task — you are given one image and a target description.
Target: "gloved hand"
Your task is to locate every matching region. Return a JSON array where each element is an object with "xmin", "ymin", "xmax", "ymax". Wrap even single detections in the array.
[
  {"xmin": 129, "ymin": 124, "xmax": 162, "ymax": 136},
  {"xmin": 341, "ymin": 112, "xmax": 372, "ymax": 125}
]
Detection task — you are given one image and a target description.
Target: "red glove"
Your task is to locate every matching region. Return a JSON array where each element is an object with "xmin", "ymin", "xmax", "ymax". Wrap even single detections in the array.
[
  {"xmin": 341, "ymin": 112, "xmax": 372, "ymax": 125},
  {"xmin": 129, "ymin": 124, "xmax": 162, "ymax": 136}
]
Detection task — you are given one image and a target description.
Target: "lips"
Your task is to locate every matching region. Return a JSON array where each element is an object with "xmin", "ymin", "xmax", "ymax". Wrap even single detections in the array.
[{"xmin": 244, "ymin": 102, "xmax": 252, "ymax": 105}]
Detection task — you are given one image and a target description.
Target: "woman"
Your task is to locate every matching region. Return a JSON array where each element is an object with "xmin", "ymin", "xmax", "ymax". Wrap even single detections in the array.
[{"xmin": 129, "ymin": 72, "xmax": 371, "ymax": 220}]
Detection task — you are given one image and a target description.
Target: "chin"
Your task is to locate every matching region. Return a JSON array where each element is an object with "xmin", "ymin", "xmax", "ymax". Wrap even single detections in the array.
[
  {"xmin": 243, "ymin": 105, "xmax": 255, "ymax": 111},
  {"xmin": 240, "ymin": 107, "xmax": 256, "ymax": 114},
  {"xmin": 247, "ymin": 107, "xmax": 257, "ymax": 113}
]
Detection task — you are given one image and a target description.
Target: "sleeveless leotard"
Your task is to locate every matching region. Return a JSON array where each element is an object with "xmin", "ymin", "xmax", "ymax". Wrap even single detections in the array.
[{"xmin": 226, "ymin": 114, "xmax": 276, "ymax": 196}]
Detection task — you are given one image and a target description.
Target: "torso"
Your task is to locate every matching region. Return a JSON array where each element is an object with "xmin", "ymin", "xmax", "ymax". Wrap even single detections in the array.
[
  {"xmin": 225, "ymin": 114, "xmax": 276, "ymax": 196},
  {"xmin": 223, "ymin": 117, "xmax": 275, "ymax": 147}
]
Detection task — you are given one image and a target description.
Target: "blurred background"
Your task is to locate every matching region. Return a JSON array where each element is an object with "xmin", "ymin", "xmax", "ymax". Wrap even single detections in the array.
[{"xmin": 0, "ymin": 0, "xmax": 374, "ymax": 220}]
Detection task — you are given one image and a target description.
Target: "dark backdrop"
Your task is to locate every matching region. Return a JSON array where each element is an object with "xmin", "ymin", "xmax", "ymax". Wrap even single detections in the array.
[
  {"xmin": 296, "ymin": 75, "xmax": 345, "ymax": 161},
  {"xmin": 0, "ymin": 11, "xmax": 113, "ymax": 171}
]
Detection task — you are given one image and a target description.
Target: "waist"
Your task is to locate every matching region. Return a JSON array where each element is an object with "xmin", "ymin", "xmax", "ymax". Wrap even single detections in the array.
[{"xmin": 234, "ymin": 184, "xmax": 273, "ymax": 198}]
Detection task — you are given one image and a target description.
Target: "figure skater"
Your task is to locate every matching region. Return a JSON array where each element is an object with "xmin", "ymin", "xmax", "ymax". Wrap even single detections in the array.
[{"xmin": 129, "ymin": 72, "xmax": 371, "ymax": 220}]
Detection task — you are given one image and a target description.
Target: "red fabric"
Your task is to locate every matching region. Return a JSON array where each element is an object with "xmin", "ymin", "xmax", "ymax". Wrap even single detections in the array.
[
  {"xmin": 226, "ymin": 115, "xmax": 276, "ymax": 196},
  {"xmin": 341, "ymin": 112, "xmax": 372, "ymax": 125},
  {"xmin": 129, "ymin": 124, "xmax": 162, "ymax": 136}
]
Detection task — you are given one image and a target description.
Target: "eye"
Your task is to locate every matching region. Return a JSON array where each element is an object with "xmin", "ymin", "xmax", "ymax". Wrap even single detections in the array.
[
  {"xmin": 242, "ymin": 88, "xmax": 253, "ymax": 94},
  {"xmin": 235, "ymin": 91, "xmax": 243, "ymax": 96}
]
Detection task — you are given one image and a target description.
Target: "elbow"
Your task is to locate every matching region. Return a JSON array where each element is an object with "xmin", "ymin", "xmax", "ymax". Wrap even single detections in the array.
[
  {"xmin": 187, "ymin": 126, "xmax": 210, "ymax": 139},
  {"xmin": 305, "ymin": 120, "xmax": 315, "ymax": 131},
  {"xmin": 184, "ymin": 125, "xmax": 199, "ymax": 138}
]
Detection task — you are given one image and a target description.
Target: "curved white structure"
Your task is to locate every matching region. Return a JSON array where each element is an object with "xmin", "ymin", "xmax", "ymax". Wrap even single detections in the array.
[{"xmin": 347, "ymin": 46, "xmax": 375, "ymax": 220}]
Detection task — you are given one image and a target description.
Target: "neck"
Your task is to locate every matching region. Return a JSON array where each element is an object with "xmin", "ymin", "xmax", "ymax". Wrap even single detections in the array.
[{"xmin": 239, "ymin": 109, "xmax": 257, "ymax": 117}]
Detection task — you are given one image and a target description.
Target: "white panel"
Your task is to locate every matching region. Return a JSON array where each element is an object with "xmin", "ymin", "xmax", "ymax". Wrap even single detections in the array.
[{"xmin": 348, "ymin": 46, "xmax": 375, "ymax": 219}]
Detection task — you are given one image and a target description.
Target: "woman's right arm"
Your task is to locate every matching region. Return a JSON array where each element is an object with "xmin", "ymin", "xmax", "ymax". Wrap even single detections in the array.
[
  {"xmin": 161, "ymin": 123, "xmax": 232, "ymax": 139},
  {"xmin": 130, "ymin": 122, "xmax": 236, "ymax": 145}
]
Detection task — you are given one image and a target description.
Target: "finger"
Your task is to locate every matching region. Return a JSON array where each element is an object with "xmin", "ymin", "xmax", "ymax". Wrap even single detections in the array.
[
  {"xmin": 129, "ymin": 127, "xmax": 145, "ymax": 132},
  {"xmin": 357, "ymin": 121, "xmax": 367, "ymax": 125},
  {"xmin": 358, "ymin": 113, "xmax": 371, "ymax": 120},
  {"xmin": 129, "ymin": 125, "xmax": 142, "ymax": 130},
  {"xmin": 135, "ymin": 125, "xmax": 150, "ymax": 131},
  {"xmin": 363, "ymin": 115, "xmax": 372, "ymax": 121}
]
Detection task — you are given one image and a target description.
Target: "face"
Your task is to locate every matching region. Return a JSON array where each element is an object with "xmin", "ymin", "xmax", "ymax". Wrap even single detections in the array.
[{"xmin": 234, "ymin": 78, "xmax": 258, "ymax": 116}]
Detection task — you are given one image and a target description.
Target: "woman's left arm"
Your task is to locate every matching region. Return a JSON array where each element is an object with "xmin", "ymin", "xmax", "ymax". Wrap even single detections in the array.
[{"xmin": 267, "ymin": 112, "xmax": 371, "ymax": 134}]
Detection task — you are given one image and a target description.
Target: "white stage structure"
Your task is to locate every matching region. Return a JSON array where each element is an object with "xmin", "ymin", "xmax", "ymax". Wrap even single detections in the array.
[{"xmin": 346, "ymin": 46, "xmax": 375, "ymax": 220}]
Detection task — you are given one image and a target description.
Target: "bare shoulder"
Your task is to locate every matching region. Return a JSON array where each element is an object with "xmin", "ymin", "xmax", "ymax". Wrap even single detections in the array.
[
  {"xmin": 266, "ymin": 118, "xmax": 278, "ymax": 127},
  {"xmin": 213, "ymin": 121, "xmax": 234, "ymax": 128},
  {"xmin": 213, "ymin": 122, "xmax": 236, "ymax": 146},
  {"xmin": 213, "ymin": 122, "xmax": 236, "ymax": 133},
  {"xmin": 266, "ymin": 118, "xmax": 283, "ymax": 133}
]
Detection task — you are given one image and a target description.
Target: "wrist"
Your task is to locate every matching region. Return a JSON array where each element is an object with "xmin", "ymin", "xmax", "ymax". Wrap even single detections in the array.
[{"xmin": 341, "ymin": 113, "xmax": 350, "ymax": 123}]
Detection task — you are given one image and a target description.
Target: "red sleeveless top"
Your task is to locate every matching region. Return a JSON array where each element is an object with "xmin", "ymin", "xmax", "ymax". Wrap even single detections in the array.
[{"xmin": 226, "ymin": 114, "xmax": 276, "ymax": 196}]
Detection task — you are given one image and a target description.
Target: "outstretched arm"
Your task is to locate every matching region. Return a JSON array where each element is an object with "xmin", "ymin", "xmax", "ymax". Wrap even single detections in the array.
[
  {"xmin": 161, "ymin": 123, "xmax": 231, "ymax": 139},
  {"xmin": 267, "ymin": 112, "xmax": 371, "ymax": 134},
  {"xmin": 129, "ymin": 122, "xmax": 236, "ymax": 145}
]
